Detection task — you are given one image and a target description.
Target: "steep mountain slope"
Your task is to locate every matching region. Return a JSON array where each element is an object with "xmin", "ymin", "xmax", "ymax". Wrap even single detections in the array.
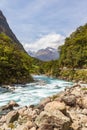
[
  {"xmin": 0, "ymin": 33, "xmax": 34, "ymax": 84},
  {"xmin": 59, "ymin": 24, "xmax": 87, "ymax": 68},
  {"xmin": 0, "ymin": 11, "xmax": 35, "ymax": 84},
  {"xmin": 0, "ymin": 10, "xmax": 24, "ymax": 50},
  {"xmin": 28, "ymin": 47, "xmax": 59, "ymax": 61}
]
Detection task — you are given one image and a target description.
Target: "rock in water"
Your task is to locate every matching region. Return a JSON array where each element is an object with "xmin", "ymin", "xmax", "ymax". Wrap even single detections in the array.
[
  {"xmin": 9, "ymin": 100, "xmax": 19, "ymax": 107},
  {"xmin": 0, "ymin": 101, "xmax": 19, "ymax": 116}
]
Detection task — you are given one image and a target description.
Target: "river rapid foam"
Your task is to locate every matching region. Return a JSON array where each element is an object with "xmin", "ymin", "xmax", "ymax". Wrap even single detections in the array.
[{"xmin": 0, "ymin": 75, "xmax": 73, "ymax": 107}]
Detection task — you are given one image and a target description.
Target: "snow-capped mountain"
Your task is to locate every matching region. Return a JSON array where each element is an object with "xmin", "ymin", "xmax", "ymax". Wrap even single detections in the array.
[{"xmin": 28, "ymin": 47, "xmax": 59, "ymax": 61}]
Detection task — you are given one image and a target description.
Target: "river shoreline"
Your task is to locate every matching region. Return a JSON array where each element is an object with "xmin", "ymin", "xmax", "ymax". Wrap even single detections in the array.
[
  {"xmin": 0, "ymin": 83, "xmax": 87, "ymax": 130},
  {"xmin": 0, "ymin": 75, "xmax": 74, "ymax": 108},
  {"xmin": 46, "ymin": 74, "xmax": 87, "ymax": 84},
  {"xmin": 0, "ymin": 75, "xmax": 87, "ymax": 130}
]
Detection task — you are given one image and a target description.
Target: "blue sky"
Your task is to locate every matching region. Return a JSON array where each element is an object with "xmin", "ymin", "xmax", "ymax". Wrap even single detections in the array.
[{"xmin": 0, "ymin": 0, "xmax": 87, "ymax": 51}]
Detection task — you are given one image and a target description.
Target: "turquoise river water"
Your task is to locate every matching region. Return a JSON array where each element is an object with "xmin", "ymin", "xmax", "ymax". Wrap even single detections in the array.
[{"xmin": 0, "ymin": 75, "xmax": 73, "ymax": 107}]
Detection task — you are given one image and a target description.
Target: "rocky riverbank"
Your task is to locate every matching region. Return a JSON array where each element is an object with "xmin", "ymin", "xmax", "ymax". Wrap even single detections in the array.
[{"xmin": 0, "ymin": 83, "xmax": 87, "ymax": 130}]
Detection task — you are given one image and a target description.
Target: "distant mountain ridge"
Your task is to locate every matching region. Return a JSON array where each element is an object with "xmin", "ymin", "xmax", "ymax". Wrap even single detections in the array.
[
  {"xmin": 0, "ymin": 10, "xmax": 24, "ymax": 50},
  {"xmin": 28, "ymin": 47, "xmax": 59, "ymax": 61}
]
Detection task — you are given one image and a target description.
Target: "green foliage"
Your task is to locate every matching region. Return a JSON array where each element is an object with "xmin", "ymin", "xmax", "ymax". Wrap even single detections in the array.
[
  {"xmin": 40, "ymin": 24, "xmax": 87, "ymax": 83},
  {"xmin": 0, "ymin": 33, "xmax": 33, "ymax": 84},
  {"xmin": 82, "ymin": 88, "xmax": 87, "ymax": 90},
  {"xmin": 74, "ymin": 69, "xmax": 87, "ymax": 81},
  {"xmin": 58, "ymin": 69, "xmax": 87, "ymax": 82},
  {"xmin": 30, "ymin": 58, "xmax": 44, "ymax": 74},
  {"xmin": 59, "ymin": 24, "xmax": 87, "ymax": 69},
  {"xmin": 41, "ymin": 60, "xmax": 60, "ymax": 77}
]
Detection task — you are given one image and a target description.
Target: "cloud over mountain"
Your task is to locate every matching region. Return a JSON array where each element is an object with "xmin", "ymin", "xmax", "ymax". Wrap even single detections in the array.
[{"xmin": 23, "ymin": 33, "xmax": 65, "ymax": 51}]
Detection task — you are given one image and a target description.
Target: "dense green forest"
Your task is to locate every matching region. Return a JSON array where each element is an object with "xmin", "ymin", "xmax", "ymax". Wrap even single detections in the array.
[
  {"xmin": 59, "ymin": 24, "xmax": 87, "ymax": 69},
  {"xmin": 0, "ymin": 33, "xmax": 34, "ymax": 84},
  {"xmin": 40, "ymin": 24, "xmax": 87, "ymax": 82}
]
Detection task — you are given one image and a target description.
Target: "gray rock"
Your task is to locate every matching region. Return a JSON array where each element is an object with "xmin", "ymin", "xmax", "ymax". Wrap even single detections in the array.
[{"xmin": 62, "ymin": 95, "xmax": 76, "ymax": 106}]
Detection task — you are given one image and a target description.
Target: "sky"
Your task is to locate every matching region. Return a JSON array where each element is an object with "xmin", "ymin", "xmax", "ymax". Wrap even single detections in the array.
[{"xmin": 0, "ymin": 0, "xmax": 87, "ymax": 51}]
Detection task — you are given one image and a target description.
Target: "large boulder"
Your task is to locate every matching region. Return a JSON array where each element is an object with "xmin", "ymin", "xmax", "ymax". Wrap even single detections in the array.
[
  {"xmin": 70, "ymin": 86, "xmax": 81, "ymax": 97},
  {"xmin": 9, "ymin": 100, "xmax": 19, "ymax": 107},
  {"xmin": 0, "ymin": 101, "xmax": 19, "ymax": 116},
  {"xmin": 62, "ymin": 95, "xmax": 76, "ymax": 106},
  {"xmin": 76, "ymin": 96, "xmax": 87, "ymax": 109},
  {"xmin": 81, "ymin": 96, "xmax": 87, "ymax": 109},
  {"xmin": 23, "ymin": 108, "xmax": 39, "ymax": 119},
  {"xmin": 0, "ymin": 104, "xmax": 13, "ymax": 111},
  {"xmin": 6, "ymin": 111, "xmax": 19, "ymax": 124},
  {"xmin": 44, "ymin": 101, "xmax": 66, "ymax": 113},
  {"xmin": 68, "ymin": 110, "xmax": 87, "ymax": 130},
  {"xmin": 35, "ymin": 111, "xmax": 71, "ymax": 130},
  {"xmin": 18, "ymin": 106, "xmax": 27, "ymax": 116}
]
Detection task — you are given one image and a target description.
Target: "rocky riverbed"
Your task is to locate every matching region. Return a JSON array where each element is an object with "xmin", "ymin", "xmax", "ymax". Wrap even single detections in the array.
[{"xmin": 0, "ymin": 83, "xmax": 87, "ymax": 130}]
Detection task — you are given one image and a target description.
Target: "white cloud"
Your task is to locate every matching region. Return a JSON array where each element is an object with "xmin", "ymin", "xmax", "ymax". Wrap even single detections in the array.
[{"xmin": 22, "ymin": 33, "xmax": 65, "ymax": 51}]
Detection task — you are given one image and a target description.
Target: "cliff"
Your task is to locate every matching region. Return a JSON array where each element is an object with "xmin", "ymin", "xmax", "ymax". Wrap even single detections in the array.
[{"xmin": 0, "ymin": 10, "xmax": 24, "ymax": 50}]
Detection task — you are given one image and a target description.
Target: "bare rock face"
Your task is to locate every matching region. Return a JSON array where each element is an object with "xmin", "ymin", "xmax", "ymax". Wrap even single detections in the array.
[{"xmin": 0, "ymin": 10, "xmax": 24, "ymax": 50}]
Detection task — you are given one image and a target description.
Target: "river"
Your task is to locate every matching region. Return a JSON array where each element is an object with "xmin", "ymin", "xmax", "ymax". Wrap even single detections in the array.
[{"xmin": 0, "ymin": 75, "xmax": 73, "ymax": 107}]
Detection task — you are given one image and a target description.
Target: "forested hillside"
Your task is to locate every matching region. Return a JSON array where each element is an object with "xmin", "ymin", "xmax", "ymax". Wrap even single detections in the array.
[
  {"xmin": 0, "ymin": 33, "xmax": 34, "ymax": 84},
  {"xmin": 59, "ymin": 24, "xmax": 87, "ymax": 69},
  {"xmin": 0, "ymin": 10, "xmax": 43, "ymax": 84},
  {"xmin": 41, "ymin": 24, "xmax": 87, "ymax": 82}
]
